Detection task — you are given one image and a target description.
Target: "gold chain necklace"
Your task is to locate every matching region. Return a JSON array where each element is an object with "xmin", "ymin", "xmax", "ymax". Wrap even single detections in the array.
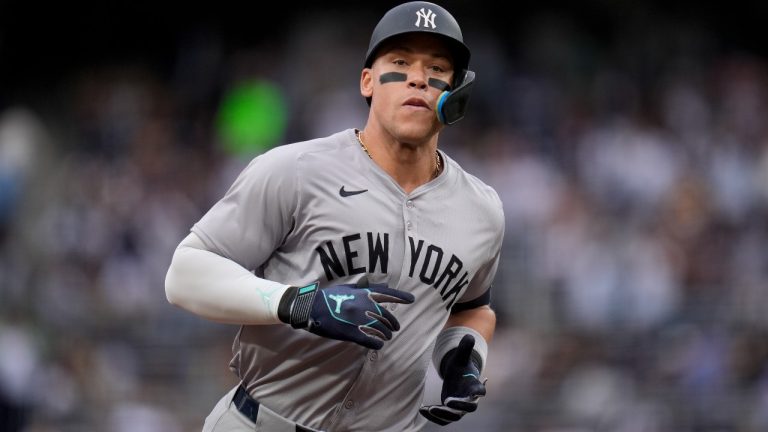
[{"xmin": 356, "ymin": 130, "xmax": 441, "ymax": 179}]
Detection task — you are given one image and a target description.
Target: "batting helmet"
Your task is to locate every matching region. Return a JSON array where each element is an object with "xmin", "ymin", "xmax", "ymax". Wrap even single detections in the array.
[{"xmin": 364, "ymin": 1, "xmax": 475, "ymax": 125}]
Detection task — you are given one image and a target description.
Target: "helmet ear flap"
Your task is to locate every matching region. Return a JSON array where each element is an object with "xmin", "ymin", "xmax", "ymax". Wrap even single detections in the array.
[{"xmin": 436, "ymin": 70, "xmax": 475, "ymax": 125}]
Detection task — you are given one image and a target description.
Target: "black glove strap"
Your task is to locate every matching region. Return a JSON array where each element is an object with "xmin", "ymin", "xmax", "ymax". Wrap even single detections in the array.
[
  {"xmin": 277, "ymin": 286, "xmax": 296, "ymax": 324},
  {"xmin": 278, "ymin": 282, "xmax": 319, "ymax": 329}
]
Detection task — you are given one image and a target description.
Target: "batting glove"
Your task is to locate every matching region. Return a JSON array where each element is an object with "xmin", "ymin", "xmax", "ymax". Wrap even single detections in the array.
[
  {"xmin": 420, "ymin": 334, "xmax": 487, "ymax": 426},
  {"xmin": 278, "ymin": 278, "xmax": 414, "ymax": 350}
]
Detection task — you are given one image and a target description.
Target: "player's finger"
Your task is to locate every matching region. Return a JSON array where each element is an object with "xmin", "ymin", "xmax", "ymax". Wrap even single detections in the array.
[
  {"xmin": 359, "ymin": 324, "xmax": 388, "ymax": 340},
  {"xmin": 357, "ymin": 326, "xmax": 386, "ymax": 350},
  {"xmin": 444, "ymin": 396, "xmax": 480, "ymax": 412},
  {"xmin": 419, "ymin": 406, "xmax": 454, "ymax": 426},
  {"xmin": 424, "ymin": 404, "xmax": 465, "ymax": 423},
  {"xmin": 362, "ymin": 312, "xmax": 394, "ymax": 339},
  {"xmin": 366, "ymin": 286, "xmax": 415, "ymax": 304},
  {"xmin": 365, "ymin": 310, "xmax": 396, "ymax": 333},
  {"xmin": 372, "ymin": 306, "xmax": 402, "ymax": 331},
  {"xmin": 473, "ymin": 380, "xmax": 487, "ymax": 397},
  {"xmin": 454, "ymin": 334, "xmax": 475, "ymax": 365}
]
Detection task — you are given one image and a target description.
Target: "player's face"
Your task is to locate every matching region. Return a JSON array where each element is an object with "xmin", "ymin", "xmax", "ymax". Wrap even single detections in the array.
[{"xmin": 362, "ymin": 33, "xmax": 455, "ymax": 144}]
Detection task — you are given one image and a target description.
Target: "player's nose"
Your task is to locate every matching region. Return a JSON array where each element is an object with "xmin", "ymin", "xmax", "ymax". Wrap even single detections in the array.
[{"xmin": 407, "ymin": 68, "xmax": 428, "ymax": 90}]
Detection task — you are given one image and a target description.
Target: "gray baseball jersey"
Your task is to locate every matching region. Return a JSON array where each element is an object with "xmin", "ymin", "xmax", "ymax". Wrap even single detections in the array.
[{"xmin": 192, "ymin": 128, "xmax": 504, "ymax": 431}]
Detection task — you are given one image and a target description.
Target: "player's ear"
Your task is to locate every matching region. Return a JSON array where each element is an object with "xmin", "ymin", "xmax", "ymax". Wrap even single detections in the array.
[{"xmin": 360, "ymin": 68, "xmax": 374, "ymax": 99}]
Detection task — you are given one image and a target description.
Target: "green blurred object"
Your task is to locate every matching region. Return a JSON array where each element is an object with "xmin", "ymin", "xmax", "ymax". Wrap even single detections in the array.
[{"xmin": 217, "ymin": 80, "xmax": 287, "ymax": 156}]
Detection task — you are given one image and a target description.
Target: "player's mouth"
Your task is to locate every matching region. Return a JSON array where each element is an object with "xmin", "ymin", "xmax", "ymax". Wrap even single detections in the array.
[{"xmin": 403, "ymin": 97, "xmax": 430, "ymax": 110}]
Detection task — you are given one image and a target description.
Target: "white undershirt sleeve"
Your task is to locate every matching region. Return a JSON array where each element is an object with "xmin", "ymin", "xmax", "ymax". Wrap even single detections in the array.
[{"xmin": 164, "ymin": 232, "xmax": 291, "ymax": 325}]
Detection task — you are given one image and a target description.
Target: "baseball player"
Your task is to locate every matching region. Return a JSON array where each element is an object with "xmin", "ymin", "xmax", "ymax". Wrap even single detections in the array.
[{"xmin": 164, "ymin": 1, "xmax": 504, "ymax": 431}]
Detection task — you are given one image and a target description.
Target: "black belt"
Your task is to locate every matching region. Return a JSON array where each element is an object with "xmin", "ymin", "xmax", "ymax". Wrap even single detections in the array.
[{"xmin": 233, "ymin": 385, "xmax": 316, "ymax": 432}]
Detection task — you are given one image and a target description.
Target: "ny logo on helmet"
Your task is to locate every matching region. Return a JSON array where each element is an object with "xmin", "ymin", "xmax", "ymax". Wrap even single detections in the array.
[{"xmin": 415, "ymin": 8, "xmax": 436, "ymax": 29}]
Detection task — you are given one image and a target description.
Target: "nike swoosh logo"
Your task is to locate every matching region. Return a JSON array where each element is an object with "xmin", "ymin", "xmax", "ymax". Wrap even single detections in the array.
[{"xmin": 339, "ymin": 186, "xmax": 368, "ymax": 197}]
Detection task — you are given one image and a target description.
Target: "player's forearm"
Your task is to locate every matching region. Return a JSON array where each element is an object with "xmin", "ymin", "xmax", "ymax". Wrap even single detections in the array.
[
  {"xmin": 433, "ymin": 305, "xmax": 496, "ymax": 375},
  {"xmin": 164, "ymin": 233, "xmax": 291, "ymax": 325},
  {"xmin": 445, "ymin": 305, "xmax": 496, "ymax": 342}
]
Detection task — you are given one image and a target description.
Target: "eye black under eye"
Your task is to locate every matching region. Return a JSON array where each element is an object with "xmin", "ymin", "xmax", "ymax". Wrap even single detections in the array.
[{"xmin": 428, "ymin": 78, "xmax": 451, "ymax": 91}]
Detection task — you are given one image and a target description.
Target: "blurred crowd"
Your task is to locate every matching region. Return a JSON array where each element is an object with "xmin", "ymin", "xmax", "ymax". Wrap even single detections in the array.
[{"xmin": 2, "ymin": 6, "xmax": 768, "ymax": 432}]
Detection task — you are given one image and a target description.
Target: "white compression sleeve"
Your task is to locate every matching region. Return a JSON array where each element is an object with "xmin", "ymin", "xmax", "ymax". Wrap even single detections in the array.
[{"xmin": 164, "ymin": 232, "xmax": 291, "ymax": 325}]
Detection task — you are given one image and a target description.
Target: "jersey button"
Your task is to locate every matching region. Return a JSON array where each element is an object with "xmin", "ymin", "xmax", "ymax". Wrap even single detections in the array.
[
  {"xmin": 369, "ymin": 351, "xmax": 378, "ymax": 361},
  {"xmin": 406, "ymin": 221, "xmax": 412, "ymax": 230},
  {"xmin": 406, "ymin": 200, "xmax": 414, "ymax": 208},
  {"xmin": 344, "ymin": 400, "xmax": 355, "ymax": 409}
]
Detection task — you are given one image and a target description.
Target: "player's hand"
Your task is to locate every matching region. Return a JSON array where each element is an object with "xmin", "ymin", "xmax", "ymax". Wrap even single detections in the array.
[
  {"xmin": 420, "ymin": 334, "xmax": 487, "ymax": 426},
  {"xmin": 279, "ymin": 278, "xmax": 414, "ymax": 350}
]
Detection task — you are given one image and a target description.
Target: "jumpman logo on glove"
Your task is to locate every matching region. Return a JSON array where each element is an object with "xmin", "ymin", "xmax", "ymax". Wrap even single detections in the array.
[
  {"xmin": 279, "ymin": 277, "xmax": 415, "ymax": 350},
  {"xmin": 329, "ymin": 294, "xmax": 355, "ymax": 313}
]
